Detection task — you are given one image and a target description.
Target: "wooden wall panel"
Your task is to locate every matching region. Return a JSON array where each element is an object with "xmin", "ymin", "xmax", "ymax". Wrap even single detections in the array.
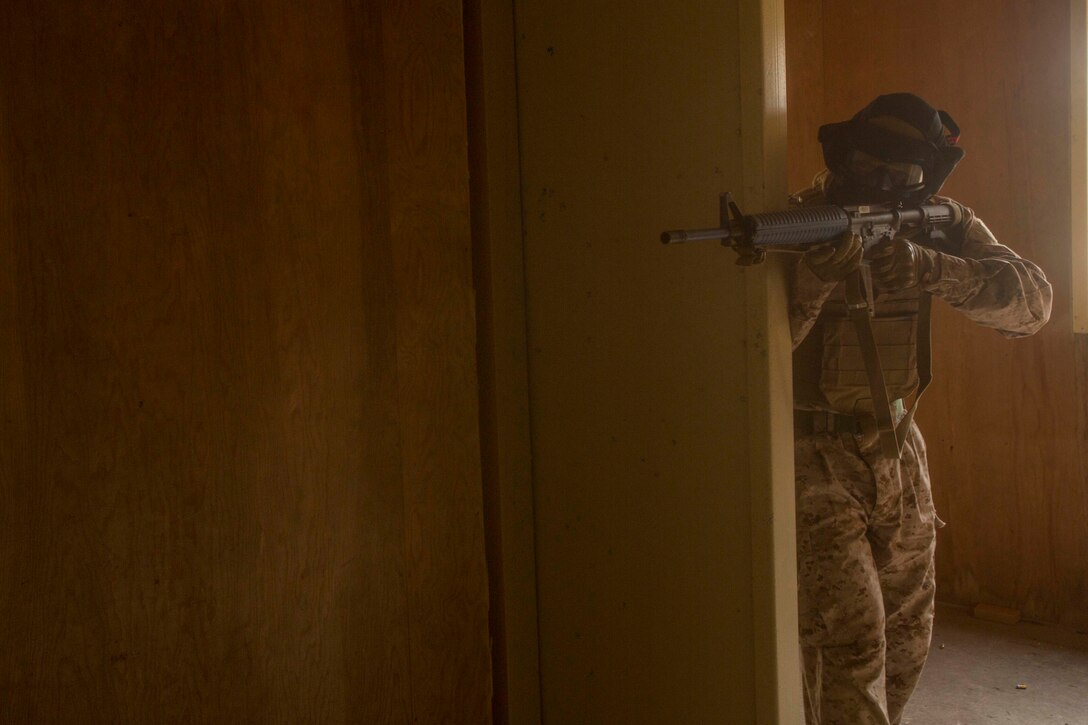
[
  {"xmin": 0, "ymin": 1, "xmax": 491, "ymax": 722},
  {"xmin": 787, "ymin": 0, "xmax": 1088, "ymax": 630},
  {"xmin": 784, "ymin": 0, "xmax": 822, "ymax": 193}
]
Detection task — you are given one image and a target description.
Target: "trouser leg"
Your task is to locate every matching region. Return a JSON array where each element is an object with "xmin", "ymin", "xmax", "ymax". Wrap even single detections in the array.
[
  {"xmin": 867, "ymin": 425, "xmax": 938, "ymax": 725},
  {"xmin": 882, "ymin": 556, "xmax": 935, "ymax": 725},
  {"xmin": 796, "ymin": 435, "xmax": 890, "ymax": 725}
]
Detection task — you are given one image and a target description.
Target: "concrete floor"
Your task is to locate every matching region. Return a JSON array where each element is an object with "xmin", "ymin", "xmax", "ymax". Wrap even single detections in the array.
[{"xmin": 904, "ymin": 604, "xmax": 1088, "ymax": 724}]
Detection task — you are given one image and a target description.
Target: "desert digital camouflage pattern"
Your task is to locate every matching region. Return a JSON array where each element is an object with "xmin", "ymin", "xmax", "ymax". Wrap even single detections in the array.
[
  {"xmin": 791, "ymin": 189, "xmax": 1052, "ymax": 725},
  {"xmin": 796, "ymin": 423, "xmax": 936, "ymax": 725}
]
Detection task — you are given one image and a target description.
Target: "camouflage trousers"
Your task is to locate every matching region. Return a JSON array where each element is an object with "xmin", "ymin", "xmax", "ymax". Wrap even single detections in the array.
[{"xmin": 795, "ymin": 422, "xmax": 939, "ymax": 725}]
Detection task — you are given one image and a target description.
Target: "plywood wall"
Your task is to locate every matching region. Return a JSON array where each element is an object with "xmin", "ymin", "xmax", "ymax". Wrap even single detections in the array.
[
  {"xmin": 786, "ymin": 0, "xmax": 1088, "ymax": 630},
  {"xmin": 0, "ymin": 1, "xmax": 491, "ymax": 721}
]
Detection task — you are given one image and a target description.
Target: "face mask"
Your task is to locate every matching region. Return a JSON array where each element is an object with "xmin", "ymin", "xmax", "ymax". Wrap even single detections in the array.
[
  {"xmin": 826, "ymin": 149, "xmax": 927, "ymax": 205},
  {"xmin": 844, "ymin": 149, "xmax": 925, "ymax": 188}
]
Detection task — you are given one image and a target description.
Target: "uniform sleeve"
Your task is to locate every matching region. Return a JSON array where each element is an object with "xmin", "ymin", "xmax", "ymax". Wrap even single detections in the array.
[
  {"xmin": 789, "ymin": 256, "xmax": 838, "ymax": 350},
  {"xmin": 921, "ymin": 215, "xmax": 1052, "ymax": 337}
]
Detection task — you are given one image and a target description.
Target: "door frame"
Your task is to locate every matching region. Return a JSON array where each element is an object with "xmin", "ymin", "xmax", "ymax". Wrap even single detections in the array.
[{"xmin": 467, "ymin": 0, "xmax": 801, "ymax": 721}]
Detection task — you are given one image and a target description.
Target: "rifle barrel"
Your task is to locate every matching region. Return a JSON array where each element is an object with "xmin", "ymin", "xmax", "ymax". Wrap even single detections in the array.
[{"xmin": 660, "ymin": 227, "xmax": 734, "ymax": 245}]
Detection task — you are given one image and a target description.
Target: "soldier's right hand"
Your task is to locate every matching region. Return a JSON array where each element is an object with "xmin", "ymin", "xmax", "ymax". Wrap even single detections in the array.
[{"xmin": 803, "ymin": 231, "xmax": 863, "ymax": 283}]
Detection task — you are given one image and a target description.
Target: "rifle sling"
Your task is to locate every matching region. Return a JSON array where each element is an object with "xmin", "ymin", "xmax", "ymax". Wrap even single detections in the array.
[
  {"xmin": 844, "ymin": 271, "xmax": 933, "ymax": 460},
  {"xmin": 897, "ymin": 292, "xmax": 933, "ymax": 448}
]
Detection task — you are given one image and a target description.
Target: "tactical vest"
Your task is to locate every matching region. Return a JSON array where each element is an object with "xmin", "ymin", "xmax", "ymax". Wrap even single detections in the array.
[
  {"xmin": 794, "ymin": 282, "xmax": 926, "ymax": 416},
  {"xmin": 793, "ymin": 190, "xmax": 969, "ymax": 458}
]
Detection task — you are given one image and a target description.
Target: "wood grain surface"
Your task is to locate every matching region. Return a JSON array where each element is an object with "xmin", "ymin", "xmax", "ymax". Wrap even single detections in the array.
[
  {"xmin": 0, "ymin": 1, "xmax": 491, "ymax": 722},
  {"xmin": 787, "ymin": 0, "xmax": 1088, "ymax": 630}
]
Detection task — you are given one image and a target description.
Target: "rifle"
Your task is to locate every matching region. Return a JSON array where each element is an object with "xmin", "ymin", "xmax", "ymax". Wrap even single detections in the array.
[{"xmin": 661, "ymin": 192, "xmax": 960, "ymax": 266}]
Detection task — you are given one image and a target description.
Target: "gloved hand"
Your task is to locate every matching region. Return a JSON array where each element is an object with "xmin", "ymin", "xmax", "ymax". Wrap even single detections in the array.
[
  {"xmin": 867, "ymin": 237, "xmax": 940, "ymax": 291},
  {"xmin": 803, "ymin": 231, "xmax": 864, "ymax": 283}
]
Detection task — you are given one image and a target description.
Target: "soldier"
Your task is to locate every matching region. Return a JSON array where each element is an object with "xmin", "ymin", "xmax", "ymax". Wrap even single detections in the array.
[{"xmin": 790, "ymin": 94, "xmax": 1052, "ymax": 724}]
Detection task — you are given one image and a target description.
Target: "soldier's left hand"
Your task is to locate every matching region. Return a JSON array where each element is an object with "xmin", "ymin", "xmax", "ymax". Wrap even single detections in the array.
[{"xmin": 867, "ymin": 238, "xmax": 938, "ymax": 291}]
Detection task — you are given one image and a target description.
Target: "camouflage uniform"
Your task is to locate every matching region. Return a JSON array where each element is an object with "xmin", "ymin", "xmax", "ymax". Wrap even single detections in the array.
[{"xmin": 791, "ymin": 191, "xmax": 1051, "ymax": 725}]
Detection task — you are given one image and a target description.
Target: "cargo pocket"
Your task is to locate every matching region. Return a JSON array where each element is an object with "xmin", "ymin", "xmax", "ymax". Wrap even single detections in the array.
[{"xmin": 904, "ymin": 421, "xmax": 946, "ymax": 529}]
